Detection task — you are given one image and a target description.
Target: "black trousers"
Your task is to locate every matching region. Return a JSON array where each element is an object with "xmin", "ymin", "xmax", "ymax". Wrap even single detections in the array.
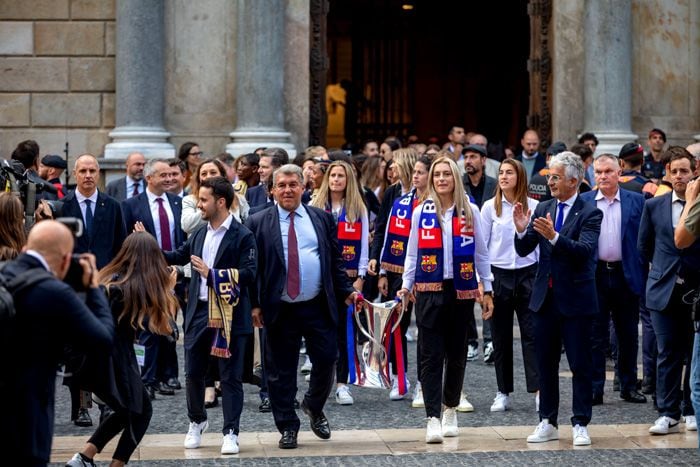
[
  {"xmin": 266, "ymin": 296, "xmax": 337, "ymax": 433},
  {"xmin": 185, "ymin": 301, "xmax": 247, "ymax": 435},
  {"xmin": 416, "ymin": 281, "xmax": 472, "ymax": 418},
  {"xmin": 491, "ymin": 265, "xmax": 538, "ymax": 394},
  {"xmin": 534, "ymin": 292, "xmax": 593, "ymax": 428},
  {"xmin": 591, "ymin": 262, "xmax": 640, "ymax": 396},
  {"xmin": 651, "ymin": 285, "xmax": 695, "ymax": 420},
  {"xmin": 88, "ymin": 386, "xmax": 152, "ymax": 463}
]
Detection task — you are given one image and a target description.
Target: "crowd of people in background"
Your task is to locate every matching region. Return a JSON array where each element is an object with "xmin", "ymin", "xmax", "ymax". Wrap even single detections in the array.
[{"xmin": 1, "ymin": 126, "xmax": 700, "ymax": 465}]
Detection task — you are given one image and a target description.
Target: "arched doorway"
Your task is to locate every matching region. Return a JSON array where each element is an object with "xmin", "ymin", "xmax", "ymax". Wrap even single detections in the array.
[{"xmin": 316, "ymin": 0, "xmax": 538, "ymax": 152}]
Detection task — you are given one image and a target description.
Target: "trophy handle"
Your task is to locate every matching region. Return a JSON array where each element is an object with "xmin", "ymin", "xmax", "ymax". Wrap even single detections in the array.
[
  {"xmin": 388, "ymin": 297, "xmax": 406, "ymax": 333},
  {"xmin": 353, "ymin": 300, "xmax": 374, "ymax": 342}
]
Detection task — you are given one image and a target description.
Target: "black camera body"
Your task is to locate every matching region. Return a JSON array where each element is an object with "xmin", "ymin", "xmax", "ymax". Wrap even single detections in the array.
[{"xmin": 1, "ymin": 159, "xmax": 61, "ymax": 224}]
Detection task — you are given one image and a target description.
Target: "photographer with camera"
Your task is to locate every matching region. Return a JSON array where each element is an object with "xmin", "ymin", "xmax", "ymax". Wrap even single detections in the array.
[{"xmin": 0, "ymin": 220, "xmax": 114, "ymax": 467}]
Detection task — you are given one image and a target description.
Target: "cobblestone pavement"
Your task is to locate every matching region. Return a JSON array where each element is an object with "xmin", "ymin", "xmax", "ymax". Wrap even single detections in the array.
[{"xmin": 50, "ymin": 316, "xmax": 699, "ymax": 465}]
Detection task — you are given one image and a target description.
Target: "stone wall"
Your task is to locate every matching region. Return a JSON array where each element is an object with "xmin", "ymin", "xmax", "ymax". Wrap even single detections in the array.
[
  {"xmin": 0, "ymin": 0, "xmax": 115, "ymax": 164},
  {"xmin": 552, "ymin": 0, "xmax": 700, "ymax": 147}
]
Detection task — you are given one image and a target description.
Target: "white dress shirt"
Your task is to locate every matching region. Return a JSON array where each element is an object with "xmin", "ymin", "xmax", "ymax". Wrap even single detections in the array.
[
  {"xmin": 74, "ymin": 189, "xmax": 98, "ymax": 226},
  {"xmin": 198, "ymin": 214, "xmax": 233, "ymax": 301},
  {"xmin": 481, "ymin": 195, "xmax": 539, "ymax": 269},
  {"xmin": 146, "ymin": 189, "xmax": 175, "ymax": 249},
  {"xmin": 672, "ymin": 191, "xmax": 685, "ymax": 228}
]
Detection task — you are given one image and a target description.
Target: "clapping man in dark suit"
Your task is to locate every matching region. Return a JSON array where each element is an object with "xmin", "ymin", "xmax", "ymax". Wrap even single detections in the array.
[
  {"xmin": 246, "ymin": 164, "xmax": 357, "ymax": 449},
  {"xmin": 580, "ymin": 154, "xmax": 647, "ymax": 405},
  {"xmin": 164, "ymin": 176, "xmax": 257, "ymax": 454},
  {"xmin": 122, "ymin": 158, "xmax": 186, "ymax": 398},
  {"xmin": 639, "ymin": 147, "xmax": 700, "ymax": 435},
  {"xmin": 513, "ymin": 151, "xmax": 603, "ymax": 446},
  {"xmin": 106, "ymin": 152, "xmax": 146, "ymax": 202}
]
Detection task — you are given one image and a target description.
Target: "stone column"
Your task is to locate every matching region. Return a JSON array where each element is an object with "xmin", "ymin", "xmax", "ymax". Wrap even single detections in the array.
[
  {"xmin": 582, "ymin": 0, "xmax": 637, "ymax": 156},
  {"xmin": 104, "ymin": 0, "xmax": 174, "ymax": 162},
  {"xmin": 226, "ymin": 0, "xmax": 296, "ymax": 156}
]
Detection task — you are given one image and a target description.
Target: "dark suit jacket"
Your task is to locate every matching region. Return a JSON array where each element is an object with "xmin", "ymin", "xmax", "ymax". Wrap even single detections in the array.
[
  {"xmin": 0, "ymin": 254, "xmax": 113, "ymax": 464},
  {"xmin": 245, "ymin": 204, "xmax": 354, "ymax": 326},
  {"xmin": 516, "ymin": 152, "xmax": 547, "ymax": 178},
  {"xmin": 580, "ymin": 188, "xmax": 646, "ymax": 297},
  {"xmin": 106, "ymin": 176, "xmax": 145, "ymax": 202},
  {"xmin": 121, "ymin": 191, "xmax": 185, "ymax": 249},
  {"xmin": 514, "ymin": 196, "xmax": 603, "ymax": 316},
  {"xmin": 463, "ymin": 173, "xmax": 497, "ymax": 208},
  {"xmin": 245, "ymin": 184, "xmax": 269, "ymax": 208},
  {"xmin": 60, "ymin": 190, "xmax": 127, "ymax": 269},
  {"xmin": 638, "ymin": 193, "xmax": 700, "ymax": 311},
  {"xmin": 164, "ymin": 219, "xmax": 257, "ymax": 347}
]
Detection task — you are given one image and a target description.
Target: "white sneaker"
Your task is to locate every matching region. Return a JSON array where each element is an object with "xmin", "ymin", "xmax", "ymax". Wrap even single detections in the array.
[
  {"xmin": 66, "ymin": 453, "xmax": 95, "ymax": 467},
  {"xmin": 526, "ymin": 419, "xmax": 558, "ymax": 443},
  {"xmin": 406, "ymin": 325, "xmax": 418, "ymax": 342},
  {"xmin": 535, "ymin": 392, "xmax": 540, "ymax": 412},
  {"xmin": 184, "ymin": 420, "xmax": 209, "ymax": 449},
  {"xmin": 684, "ymin": 415, "xmax": 697, "ymax": 431},
  {"xmin": 483, "ymin": 341, "xmax": 494, "ymax": 363},
  {"xmin": 648, "ymin": 416, "xmax": 680, "ymax": 435},
  {"xmin": 490, "ymin": 392, "xmax": 510, "ymax": 412},
  {"xmin": 390, "ymin": 377, "xmax": 409, "ymax": 400},
  {"xmin": 466, "ymin": 343, "xmax": 478, "ymax": 361},
  {"xmin": 441, "ymin": 407, "xmax": 459, "ymax": 437},
  {"xmin": 300, "ymin": 355, "xmax": 312, "ymax": 374},
  {"xmin": 221, "ymin": 430, "xmax": 239, "ymax": 454},
  {"xmin": 335, "ymin": 385, "xmax": 354, "ymax": 405},
  {"xmin": 572, "ymin": 424, "xmax": 591, "ymax": 446},
  {"xmin": 411, "ymin": 382, "xmax": 424, "ymax": 408},
  {"xmin": 456, "ymin": 392, "xmax": 474, "ymax": 412},
  {"xmin": 425, "ymin": 416, "xmax": 443, "ymax": 443}
]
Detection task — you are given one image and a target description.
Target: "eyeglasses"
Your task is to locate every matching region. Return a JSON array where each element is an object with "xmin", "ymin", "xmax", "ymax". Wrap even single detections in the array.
[
  {"xmin": 545, "ymin": 174, "xmax": 562, "ymax": 183},
  {"xmin": 189, "ymin": 151, "xmax": 203, "ymax": 157}
]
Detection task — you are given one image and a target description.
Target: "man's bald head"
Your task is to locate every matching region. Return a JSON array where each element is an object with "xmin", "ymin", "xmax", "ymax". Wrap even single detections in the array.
[
  {"xmin": 27, "ymin": 221, "xmax": 74, "ymax": 278},
  {"xmin": 73, "ymin": 153, "xmax": 99, "ymax": 170}
]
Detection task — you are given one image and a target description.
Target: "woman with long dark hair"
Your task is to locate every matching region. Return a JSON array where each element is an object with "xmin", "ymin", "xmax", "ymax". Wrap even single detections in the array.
[
  {"xmin": 66, "ymin": 232, "xmax": 178, "ymax": 467},
  {"xmin": 0, "ymin": 192, "xmax": 26, "ymax": 260},
  {"xmin": 398, "ymin": 156, "xmax": 493, "ymax": 444},
  {"xmin": 480, "ymin": 159, "xmax": 539, "ymax": 413}
]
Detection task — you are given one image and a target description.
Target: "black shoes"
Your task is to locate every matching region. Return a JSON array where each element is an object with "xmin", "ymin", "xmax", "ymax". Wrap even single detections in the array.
[
  {"xmin": 279, "ymin": 429, "xmax": 298, "ymax": 449},
  {"xmin": 146, "ymin": 386, "xmax": 156, "ymax": 401},
  {"xmin": 641, "ymin": 376, "xmax": 655, "ymax": 395},
  {"xmin": 166, "ymin": 377, "xmax": 181, "ymax": 390},
  {"xmin": 259, "ymin": 397, "xmax": 272, "ymax": 413},
  {"xmin": 301, "ymin": 400, "xmax": 331, "ymax": 440},
  {"xmin": 74, "ymin": 408, "xmax": 93, "ymax": 427},
  {"xmin": 621, "ymin": 390, "xmax": 647, "ymax": 403},
  {"xmin": 156, "ymin": 382, "xmax": 175, "ymax": 396},
  {"xmin": 592, "ymin": 394, "xmax": 604, "ymax": 406}
]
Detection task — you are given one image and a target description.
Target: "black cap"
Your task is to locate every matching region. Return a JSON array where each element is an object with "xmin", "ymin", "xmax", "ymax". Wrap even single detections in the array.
[
  {"xmin": 41, "ymin": 154, "xmax": 67, "ymax": 169},
  {"xmin": 462, "ymin": 144, "xmax": 487, "ymax": 157},
  {"xmin": 546, "ymin": 141, "xmax": 567, "ymax": 156},
  {"xmin": 648, "ymin": 128, "xmax": 667, "ymax": 142},
  {"xmin": 619, "ymin": 142, "xmax": 643, "ymax": 159}
]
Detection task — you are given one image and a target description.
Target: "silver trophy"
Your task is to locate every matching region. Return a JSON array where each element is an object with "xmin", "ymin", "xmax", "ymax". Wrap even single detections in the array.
[{"xmin": 353, "ymin": 299, "xmax": 404, "ymax": 389}]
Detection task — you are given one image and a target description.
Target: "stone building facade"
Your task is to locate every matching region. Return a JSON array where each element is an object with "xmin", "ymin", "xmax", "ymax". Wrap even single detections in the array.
[{"xmin": 0, "ymin": 0, "xmax": 698, "ymax": 182}]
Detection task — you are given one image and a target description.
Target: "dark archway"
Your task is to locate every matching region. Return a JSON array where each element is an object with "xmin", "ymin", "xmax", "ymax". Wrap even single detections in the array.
[{"xmin": 319, "ymin": 0, "xmax": 534, "ymax": 151}]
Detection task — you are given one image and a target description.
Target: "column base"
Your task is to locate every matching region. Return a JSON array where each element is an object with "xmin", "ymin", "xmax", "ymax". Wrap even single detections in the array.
[
  {"xmin": 104, "ymin": 126, "xmax": 176, "ymax": 160},
  {"xmin": 587, "ymin": 131, "xmax": 638, "ymax": 158},
  {"xmin": 226, "ymin": 129, "xmax": 297, "ymax": 158}
]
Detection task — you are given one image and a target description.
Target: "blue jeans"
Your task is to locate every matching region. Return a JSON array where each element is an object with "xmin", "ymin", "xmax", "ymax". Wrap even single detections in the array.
[{"xmin": 691, "ymin": 331, "xmax": 700, "ymax": 450}]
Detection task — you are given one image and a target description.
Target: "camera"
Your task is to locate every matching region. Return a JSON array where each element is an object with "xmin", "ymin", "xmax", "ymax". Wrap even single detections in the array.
[
  {"xmin": 1, "ymin": 159, "xmax": 60, "ymax": 225},
  {"xmin": 54, "ymin": 217, "xmax": 87, "ymax": 291}
]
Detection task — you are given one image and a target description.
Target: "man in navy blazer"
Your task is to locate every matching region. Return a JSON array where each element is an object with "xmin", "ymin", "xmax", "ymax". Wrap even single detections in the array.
[
  {"xmin": 514, "ymin": 152, "xmax": 603, "ymax": 446},
  {"xmin": 246, "ymin": 164, "xmax": 356, "ymax": 449},
  {"xmin": 580, "ymin": 154, "xmax": 647, "ymax": 405},
  {"xmin": 638, "ymin": 147, "xmax": 700, "ymax": 435},
  {"xmin": 105, "ymin": 151, "xmax": 146, "ymax": 202},
  {"xmin": 164, "ymin": 177, "xmax": 257, "ymax": 454},
  {"xmin": 122, "ymin": 158, "xmax": 185, "ymax": 397},
  {"xmin": 60, "ymin": 154, "xmax": 127, "ymax": 269}
]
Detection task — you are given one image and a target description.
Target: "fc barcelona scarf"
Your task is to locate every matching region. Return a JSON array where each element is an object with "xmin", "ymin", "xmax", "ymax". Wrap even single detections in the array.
[
  {"xmin": 380, "ymin": 190, "xmax": 416, "ymax": 273},
  {"xmin": 336, "ymin": 206, "xmax": 362, "ymax": 277},
  {"xmin": 414, "ymin": 200, "xmax": 479, "ymax": 299},
  {"xmin": 207, "ymin": 268, "xmax": 240, "ymax": 358}
]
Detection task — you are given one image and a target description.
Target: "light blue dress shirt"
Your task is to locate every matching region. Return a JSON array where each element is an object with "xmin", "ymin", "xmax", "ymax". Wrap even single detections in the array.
[{"xmin": 278, "ymin": 204, "xmax": 322, "ymax": 302}]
